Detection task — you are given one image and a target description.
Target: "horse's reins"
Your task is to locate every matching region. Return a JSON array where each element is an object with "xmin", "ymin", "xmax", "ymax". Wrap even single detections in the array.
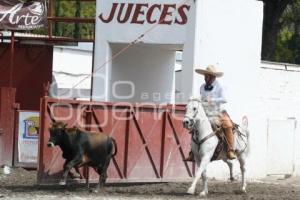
[
  {"xmin": 191, "ymin": 130, "xmax": 216, "ymax": 147},
  {"xmin": 186, "ymin": 99, "xmax": 249, "ymax": 154}
]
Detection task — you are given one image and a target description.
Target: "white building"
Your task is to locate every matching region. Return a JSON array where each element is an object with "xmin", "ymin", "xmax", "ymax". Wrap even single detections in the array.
[
  {"xmin": 52, "ymin": 43, "xmax": 93, "ymax": 100},
  {"xmin": 92, "ymin": 0, "xmax": 266, "ymax": 179},
  {"xmin": 175, "ymin": 61, "xmax": 300, "ymax": 179}
]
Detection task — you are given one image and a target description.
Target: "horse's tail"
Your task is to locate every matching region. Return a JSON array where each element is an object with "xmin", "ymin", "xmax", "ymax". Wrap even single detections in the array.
[
  {"xmin": 239, "ymin": 123, "xmax": 250, "ymax": 156},
  {"xmin": 244, "ymin": 127, "xmax": 250, "ymax": 156},
  {"xmin": 234, "ymin": 121, "xmax": 250, "ymax": 156}
]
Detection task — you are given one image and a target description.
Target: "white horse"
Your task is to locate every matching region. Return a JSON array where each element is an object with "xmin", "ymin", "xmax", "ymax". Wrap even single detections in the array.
[{"xmin": 182, "ymin": 97, "xmax": 249, "ymax": 196}]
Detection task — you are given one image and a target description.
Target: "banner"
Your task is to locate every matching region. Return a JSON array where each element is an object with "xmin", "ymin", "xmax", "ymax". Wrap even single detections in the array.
[
  {"xmin": 17, "ymin": 111, "xmax": 39, "ymax": 164},
  {"xmin": 0, "ymin": 0, "xmax": 47, "ymax": 30}
]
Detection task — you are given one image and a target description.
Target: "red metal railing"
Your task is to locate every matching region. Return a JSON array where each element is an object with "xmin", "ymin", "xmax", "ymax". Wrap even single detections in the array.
[{"xmin": 38, "ymin": 97, "xmax": 194, "ymax": 184}]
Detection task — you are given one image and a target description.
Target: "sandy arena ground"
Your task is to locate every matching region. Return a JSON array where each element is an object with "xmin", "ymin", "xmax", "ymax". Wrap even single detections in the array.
[{"xmin": 0, "ymin": 167, "xmax": 300, "ymax": 200}]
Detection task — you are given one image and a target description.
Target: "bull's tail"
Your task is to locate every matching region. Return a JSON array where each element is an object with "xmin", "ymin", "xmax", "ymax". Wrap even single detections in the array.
[{"xmin": 111, "ymin": 137, "xmax": 117, "ymax": 157}]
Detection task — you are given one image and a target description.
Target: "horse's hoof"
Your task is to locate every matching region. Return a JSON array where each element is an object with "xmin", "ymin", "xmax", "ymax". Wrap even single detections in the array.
[
  {"xmin": 230, "ymin": 177, "xmax": 235, "ymax": 182},
  {"xmin": 199, "ymin": 191, "xmax": 208, "ymax": 196},
  {"xmin": 241, "ymin": 188, "xmax": 247, "ymax": 194},
  {"xmin": 90, "ymin": 188, "xmax": 105, "ymax": 194},
  {"xmin": 187, "ymin": 187, "xmax": 195, "ymax": 195},
  {"xmin": 59, "ymin": 180, "xmax": 66, "ymax": 186},
  {"xmin": 92, "ymin": 189, "xmax": 99, "ymax": 194},
  {"xmin": 70, "ymin": 171, "xmax": 81, "ymax": 179}
]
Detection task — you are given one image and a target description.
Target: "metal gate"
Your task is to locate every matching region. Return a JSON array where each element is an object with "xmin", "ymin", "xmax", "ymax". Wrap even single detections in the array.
[{"xmin": 38, "ymin": 97, "xmax": 193, "ymax": 184}]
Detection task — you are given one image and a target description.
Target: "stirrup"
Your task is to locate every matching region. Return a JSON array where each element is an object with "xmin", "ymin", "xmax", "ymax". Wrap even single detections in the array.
[{"xmin": 227, "ymin": 150, "xmax": 236, "ymax": 160}]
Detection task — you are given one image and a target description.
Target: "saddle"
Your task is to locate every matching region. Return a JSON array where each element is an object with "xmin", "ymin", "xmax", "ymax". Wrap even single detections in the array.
[{"xmin": 210, "ymin": 123, "xmax": 240, "ymax": 161}]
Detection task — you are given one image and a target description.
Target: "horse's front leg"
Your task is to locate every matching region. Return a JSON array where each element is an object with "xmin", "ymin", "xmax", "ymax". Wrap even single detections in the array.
[
  {"xmin": 187, "ymin": 156, "xmax": 210, "ymax": 195},
  {"xmin": 238, "ymin": 154, "xmax": 247, "ymax": 193},
  {"xmin": 199, "ymin": 169, "xmax": 208, "ymax": 196}
]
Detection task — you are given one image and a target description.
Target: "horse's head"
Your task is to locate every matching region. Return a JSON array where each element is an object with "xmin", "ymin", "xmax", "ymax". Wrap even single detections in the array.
[{"xmin": 183, "ymin": 97, "xmax": 205, "ymax": 130}]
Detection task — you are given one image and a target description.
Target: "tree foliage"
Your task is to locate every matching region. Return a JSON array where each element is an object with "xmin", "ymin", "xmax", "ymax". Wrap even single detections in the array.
[
  {"xmin": 25, "ymin": 0, "xmax": 95, "ymax": 40},
  {"xmin": 53, "ymin": 0, "xmax": 95, "ymax": 39},
  {"xmin": 274, "ymin": 0, "xmax": 300, "ymax": 64},
  {"xmin": 262, "ymin": 0, "xmax": 300, "ymax": 64}
]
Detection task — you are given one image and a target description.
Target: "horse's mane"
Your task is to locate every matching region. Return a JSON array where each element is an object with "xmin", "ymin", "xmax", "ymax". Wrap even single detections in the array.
[
  {"xmin": 188, "ymin": 96, "xmax": 208, "ymax": 116},
  {"xmin": 188, "ymin": 96, "xmax": 202, "ymax": 102}
]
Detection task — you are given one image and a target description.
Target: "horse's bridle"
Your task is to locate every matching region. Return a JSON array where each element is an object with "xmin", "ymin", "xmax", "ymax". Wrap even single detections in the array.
[
  {"xmin": 184, "ymin": 99, "xmax": 201, "ymax": 131},
  {"xmin": 185, "ymin": 99, "xmax": 216, "ymax": 148}
]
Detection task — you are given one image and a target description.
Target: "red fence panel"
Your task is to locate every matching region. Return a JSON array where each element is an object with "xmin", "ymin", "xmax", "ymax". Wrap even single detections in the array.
[
  {"xmin": 0, "ymin": 87, "xmax": 17, "ymax": 166},
  {"xmin": 37, "ymin": 97, "xmax": 193, "ymax": 184}
]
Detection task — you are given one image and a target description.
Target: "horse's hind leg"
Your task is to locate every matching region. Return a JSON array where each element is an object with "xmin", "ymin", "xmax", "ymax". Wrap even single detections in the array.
[
  {"xmin": 223, "ymin": 159, "xmax": 235, "ymax": 181},
  {"xmin": 238, "ymin": 154, "xmax": 247, "ymax": 193}
]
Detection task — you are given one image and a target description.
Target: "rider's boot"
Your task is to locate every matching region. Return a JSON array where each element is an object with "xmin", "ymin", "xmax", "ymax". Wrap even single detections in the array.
[
  {"xmin": 221, "ymin": 112, "xmax": 236, "ymax": 160},
  {"xmin": 183, "ymin": 150, "xmax": 195, "ymax": 162},
  {"xmin": 224, "ymin": 127, "xmax": 236, "ymax": 160}
]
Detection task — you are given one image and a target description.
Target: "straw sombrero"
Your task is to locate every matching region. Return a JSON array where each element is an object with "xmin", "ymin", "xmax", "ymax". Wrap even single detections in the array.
[{"xmin": 195, "ymin": 65, "xmax": 223, "ymax": 77}]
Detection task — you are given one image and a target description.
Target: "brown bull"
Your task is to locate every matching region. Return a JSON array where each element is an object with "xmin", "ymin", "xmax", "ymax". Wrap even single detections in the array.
[{"xmin": 47, "ymin": 122, "xmax": 117, "ymax": 193}]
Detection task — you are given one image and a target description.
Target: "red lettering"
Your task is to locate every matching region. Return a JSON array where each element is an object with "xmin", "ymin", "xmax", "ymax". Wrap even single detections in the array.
[
  {"xmin": 146, "ymin": 4, "xmax": 161, "ymax": 24},
  {"xmin": 117, "ymin": 3, "xmax": 134, "ymax": 23},
  {"xmin": 99, "ymin": 3, "xmax": 118, "ymax": 23},
  {"xmin": 159, "ymin": 4, "xmax": 176, "ymax": 25},
  {"xmin": 175, "ymin": 5, "xmax": 190, "ymax": 25},
  {"xmin": 131, "ymin": 3, "xmax": 148, "ymax": 24},
  {"xmin": 98, "ymin": 3, "xmax": 190, "ymax": 25}
]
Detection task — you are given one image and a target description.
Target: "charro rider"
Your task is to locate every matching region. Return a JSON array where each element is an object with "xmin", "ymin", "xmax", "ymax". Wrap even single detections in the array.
[{"xmin": 184, "ymin": 65, "xmax": 236, "ymax": 161}]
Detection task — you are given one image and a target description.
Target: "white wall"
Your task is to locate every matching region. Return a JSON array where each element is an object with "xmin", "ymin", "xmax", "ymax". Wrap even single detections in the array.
[
  {"xmin": 260, "ymin": 62, "xmax": 300, "ymax": 176},
  {"xmin": 180, "ymin": 0, "xmax": 265, "ymax": 179},
  {"xmin": 53, "ymin": 44, "xmax": 93, "ymax": 75},
  {"xmin": 93, "ymin": 0, "xmax": 191, "ymax": 101},
  {"xmin": 52, "ymin": 43, "xmax": 93, "ymax": 99}
]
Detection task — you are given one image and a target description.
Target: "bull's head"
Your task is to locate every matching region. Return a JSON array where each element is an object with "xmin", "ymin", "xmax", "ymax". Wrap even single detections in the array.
[{"xmin": 47, "ymin": 121, "xmax": 67, "ymax": 148}]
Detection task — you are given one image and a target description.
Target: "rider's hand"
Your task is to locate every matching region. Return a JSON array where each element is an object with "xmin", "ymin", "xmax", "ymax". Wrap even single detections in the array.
[{"xmin": 207, "ymin": 95, "xmax": 213, "ymax": 105}]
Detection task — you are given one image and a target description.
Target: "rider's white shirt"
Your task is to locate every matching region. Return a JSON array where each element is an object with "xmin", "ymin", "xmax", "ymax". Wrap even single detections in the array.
[{"xmin": 200, "ymin": 80, "xmax": 227, "ymax": 117}]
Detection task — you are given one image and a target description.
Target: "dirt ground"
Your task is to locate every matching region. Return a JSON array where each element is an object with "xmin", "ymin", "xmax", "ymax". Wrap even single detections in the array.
[{"xmin": 0, "ymin": 167, "xmax": 300, "ymax": 200}]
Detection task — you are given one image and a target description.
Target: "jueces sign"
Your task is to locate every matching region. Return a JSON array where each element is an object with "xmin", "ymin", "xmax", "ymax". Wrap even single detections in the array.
[
  {"xmin": 95, "ymin": 0, "xmax": 190, "ymax": 55},
  {"xmin": 99, "ymin": 3, "xmax": 191, "ymax": 25}
]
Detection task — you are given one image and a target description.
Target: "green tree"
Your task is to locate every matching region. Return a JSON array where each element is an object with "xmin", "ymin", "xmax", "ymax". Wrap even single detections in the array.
[
  {"xmin": 261, "ymin": 0, "xmax": 300, "ymax": 64},
  {"xmin": 261, "ymin": 0, "xmax": 293, "ymax": 61},
  {"xmin": 274, "ymin": 0, "xmax": 300, "ymax": 64},
  {"xmin": 25, "ymin": 0, "xmax": 95, "ymax": 40},
  {"xmin": 54, "ymin": 0, "xmax": 95, "ymax": 39}
]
